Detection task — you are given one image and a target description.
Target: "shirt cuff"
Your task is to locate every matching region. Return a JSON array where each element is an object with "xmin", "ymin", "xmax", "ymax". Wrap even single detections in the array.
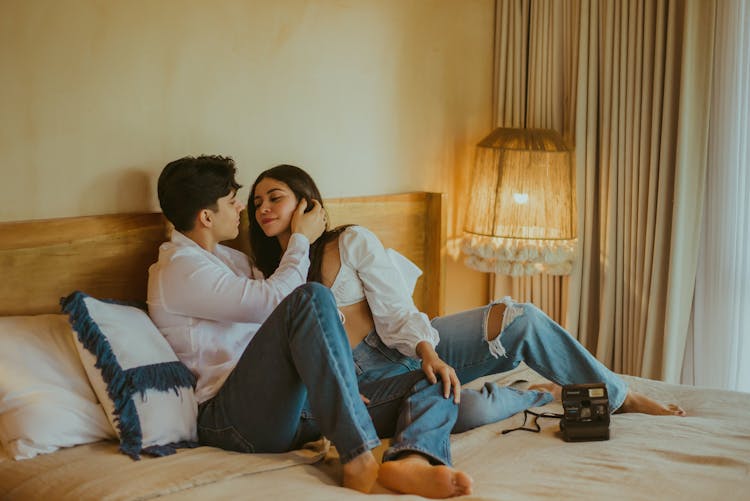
[
  {"xmin": 288, "ymin": 232, "xmax": 310, "ymax": 249},
  {"xmin": 415, "ymin": 337, "xmax": 438, "ymax": 356}
]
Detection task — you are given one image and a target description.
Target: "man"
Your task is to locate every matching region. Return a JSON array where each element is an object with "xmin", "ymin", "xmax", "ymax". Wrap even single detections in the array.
[{"xmin": 147, "ymin": 155, "xmax": 473, "ymax": 497}]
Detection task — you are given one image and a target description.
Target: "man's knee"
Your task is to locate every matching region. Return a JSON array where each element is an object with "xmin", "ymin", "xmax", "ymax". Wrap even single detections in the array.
[
  {"xmin": 297, "ymin": 281, "xmax": 329, "ymax": 294},
  {"xmin": 291, "ymin": 282, "xmax": 334, "ymax": 302},
  {"xmin": 285, "ymin": 283, "xmax": 340, "ymax": 333}
]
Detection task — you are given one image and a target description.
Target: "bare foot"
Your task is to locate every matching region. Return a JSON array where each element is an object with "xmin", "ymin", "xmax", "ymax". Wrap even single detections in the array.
[
  {"xmin": 529, "ymin": 382, "xmax": 562, "ymax": 400},
  {"xmin": 617, "ymin": 390, "xmax": 686, "ymax": 416},
  {"xmin": 378, "ymin": 454, "xmax": 473, "ymax": 499},
  {"xmin": 342, "ymin": 450, "xmax": 379, "ymax": 494}
]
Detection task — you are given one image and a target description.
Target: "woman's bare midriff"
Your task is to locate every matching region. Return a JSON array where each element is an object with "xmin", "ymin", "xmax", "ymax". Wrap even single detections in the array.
[
  {"xmin": 340, "ymin": 300, "xmax": 375, "ymax": 348},
  {"xmin": 319, "ymin": 235, "xmax": 375, "ymax": 347}
]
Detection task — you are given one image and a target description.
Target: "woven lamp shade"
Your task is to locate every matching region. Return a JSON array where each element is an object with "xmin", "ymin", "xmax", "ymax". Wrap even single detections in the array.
[{"xmin": 461, "ymin": 127, "xmax": 577, "ymax": 276}]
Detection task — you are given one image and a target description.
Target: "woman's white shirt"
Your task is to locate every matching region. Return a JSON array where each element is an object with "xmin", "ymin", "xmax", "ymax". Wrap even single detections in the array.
[
  {"xmin": 147, "ymin": 230, "xmax": 310, "ymax": 403},
  {"xmin": 332, "ymin": 226, "xmax": 439, "ymax": 358}
]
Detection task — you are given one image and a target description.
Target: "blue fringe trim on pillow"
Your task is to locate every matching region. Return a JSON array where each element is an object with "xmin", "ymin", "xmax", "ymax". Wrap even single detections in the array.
[
  {"xmin": 142, "ymin": 440, "xmax": 200, "ymax": 457},
  {"xmin": 60, "ymin": 290, "xmax": 197, "ymax": 461},
  {"xmin": 125, "ymin": 362, "xmax": 198, "ymax": 397}
]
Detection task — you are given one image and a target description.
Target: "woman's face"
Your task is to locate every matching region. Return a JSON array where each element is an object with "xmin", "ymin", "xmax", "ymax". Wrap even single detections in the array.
[{"xmin": 253, "ymin": 177, "xmax": 298, "ymax": 239}]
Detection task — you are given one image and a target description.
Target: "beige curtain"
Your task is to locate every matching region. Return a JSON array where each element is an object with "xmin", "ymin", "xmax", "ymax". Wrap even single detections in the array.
[
  {"xmin": 570, "ymin": 0, "xmax": 713, "ymax": 379},
  {"xmin": 489, "ymin": 0, "xmax": 714, "ymax": 379},
  {"xmin": 491, "ymin": 0, "xmax": 570, "ymax": 326}
]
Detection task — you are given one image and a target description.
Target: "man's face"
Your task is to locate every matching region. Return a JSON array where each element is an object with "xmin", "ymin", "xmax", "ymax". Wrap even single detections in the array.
[{"xmin": 209, "ymin": 190, "xmax": 245, "ymax": 242}]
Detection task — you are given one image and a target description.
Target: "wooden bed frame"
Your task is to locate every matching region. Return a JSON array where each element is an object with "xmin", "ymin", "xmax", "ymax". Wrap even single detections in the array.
[{"xmin": 0, "ymin": 192, "xmax": 445, "ymax": 318}]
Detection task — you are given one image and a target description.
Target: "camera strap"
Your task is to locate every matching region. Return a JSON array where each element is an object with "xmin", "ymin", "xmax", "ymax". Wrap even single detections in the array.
[{"xmin": 501, "ymin": 409, "xmax": 563, "ymax": 435}]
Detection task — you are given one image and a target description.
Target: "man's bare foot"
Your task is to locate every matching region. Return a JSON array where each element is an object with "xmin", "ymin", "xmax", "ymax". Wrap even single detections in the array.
[
  {"xmin": 617, "ymin": 390, "xmax": 686, "ymax": 416},
  {"xmin": 529, "ymin": 382, "xmax": 562, "ymax": 400},
  {"xmin": 378, "ymin": 454, "xmax": 473, "ymax": 499},
  {"xmin": 342, "ymin": 450, "xmax": 379, "ymax": 494}
]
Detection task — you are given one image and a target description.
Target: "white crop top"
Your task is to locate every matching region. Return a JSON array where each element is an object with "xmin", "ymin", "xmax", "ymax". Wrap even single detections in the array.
[{"xmin": 331, "ymin": 226, "xmax": 439, "ymax": 358}]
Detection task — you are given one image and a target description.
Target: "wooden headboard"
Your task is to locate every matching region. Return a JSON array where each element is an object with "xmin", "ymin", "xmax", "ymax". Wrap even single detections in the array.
[{"xmin": 0, "ymin": 192, "xmax": 445, "ymax": 318}]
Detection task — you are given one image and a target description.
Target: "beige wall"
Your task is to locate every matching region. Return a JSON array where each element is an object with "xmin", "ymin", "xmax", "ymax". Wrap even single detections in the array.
[{"xmin": 0, "ymin": 0, "xmax": 490, "ymax": 312}]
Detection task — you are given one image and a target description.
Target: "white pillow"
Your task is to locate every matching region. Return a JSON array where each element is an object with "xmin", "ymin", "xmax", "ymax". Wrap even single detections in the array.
[
  {"xmin": 61, "ymin": 291, "xmax": 198, "ymax": 460},
  {"xmin": 0, "ymin": 314, "xmax": 115, "ymax": 460},
  {"xmin": 386, "ymin": 248, "xmax": 423, "ymax": 296}
]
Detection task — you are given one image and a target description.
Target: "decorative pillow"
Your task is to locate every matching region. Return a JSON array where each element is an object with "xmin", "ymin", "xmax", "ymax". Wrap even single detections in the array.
[
  {"xmin": 61, "ymin": 291, "xmax": 198, "ymax": 460},
  {"xmin": 386, "ymin": 248, "xmax": 423, "ymax": 296},
  {"xmin": 0, "ymin": 314, "xmax": 115, "ymax": 460}
]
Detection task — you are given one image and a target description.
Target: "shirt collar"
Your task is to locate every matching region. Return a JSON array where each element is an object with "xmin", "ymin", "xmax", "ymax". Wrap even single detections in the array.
[
  {"xmin": 171, "ymin": 230, "xmax": 234, "ymax": 263},
  {"xmin": 171, "ymin": 230, "xmax": 202, "ymax": 249}
]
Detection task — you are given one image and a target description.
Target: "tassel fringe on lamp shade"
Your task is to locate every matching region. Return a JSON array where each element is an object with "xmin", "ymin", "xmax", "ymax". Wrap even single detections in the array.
[{"xmin": 461, "ymin": 128, "xmax": 577, "ymax": 276}]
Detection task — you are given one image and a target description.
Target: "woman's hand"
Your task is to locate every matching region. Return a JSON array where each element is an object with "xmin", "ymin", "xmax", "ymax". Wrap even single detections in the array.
[{"xmin": 416, "ymin": 341, "xmax": 461, "ymax": 403}]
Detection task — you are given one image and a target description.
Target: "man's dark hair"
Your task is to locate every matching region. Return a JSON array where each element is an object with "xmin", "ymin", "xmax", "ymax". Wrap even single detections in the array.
[{"xmin": 157, "ymin": 155, "xmax": 242, "ymax": 232}]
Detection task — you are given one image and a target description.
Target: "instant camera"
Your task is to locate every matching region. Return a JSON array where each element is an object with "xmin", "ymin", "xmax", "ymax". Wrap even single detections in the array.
[{"xmin": 560, "ymin": 383, "xmax": 610, "ymax": 442}]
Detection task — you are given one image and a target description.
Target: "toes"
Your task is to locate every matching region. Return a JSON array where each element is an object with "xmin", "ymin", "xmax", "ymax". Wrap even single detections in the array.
[
  {"xmin": 668, "ymin": 404, "xmax": 687, "ymax": 416},
  {"xmin": 452, "ymin": 472, "xmax": 474, "ymax": 496}
]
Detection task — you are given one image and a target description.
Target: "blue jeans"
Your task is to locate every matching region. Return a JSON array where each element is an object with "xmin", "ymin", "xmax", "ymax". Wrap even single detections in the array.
[
  {"xmin": 197, "ymin": 283, "xmax": 457, "ymax": 465},
  {"xmin": 352, "ymin": 299, "xmax": 629, "ymax": 431}
]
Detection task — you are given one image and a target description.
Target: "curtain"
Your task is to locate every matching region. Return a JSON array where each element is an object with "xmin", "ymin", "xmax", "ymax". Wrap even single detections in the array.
[
  {"xmin": 491, "ymin": 0, "xmax": 570, "ymax": 326},
  {"xmin": 685, "ymin": 0, "xmax": 750, "ymax": 392},
  {"xmin": 568, "ymin": 0, "xmax": 713, "ymax": 379},
  {"xmin": 490, "ymin": 0, "xmax": 714, "ymax": 380}
]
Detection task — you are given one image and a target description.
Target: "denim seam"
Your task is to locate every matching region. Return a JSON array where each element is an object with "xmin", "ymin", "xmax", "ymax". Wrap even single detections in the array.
[
  {"xmin": 454, "ymin": 358, "xmax": 501, "ymax": 374},
  {"xmin": 304, "ymin": 286, "xmax": 380, "ymax": 462},
  {"xmin": 197, "ymin": 424, "xmax": 256, "ymax": 453},
  {"xmin": 381, "ymin": 379, "xmax": 452, "ymax": 466},
  {"xmin": 365, "ymin": 394, "xmax": 411, "ymax": 408}
]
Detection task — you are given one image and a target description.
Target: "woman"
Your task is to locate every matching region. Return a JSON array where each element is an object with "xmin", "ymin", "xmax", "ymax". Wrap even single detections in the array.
[{"xmin": 249, "ymin": 164, "xmax": 686, "ymax": 426}]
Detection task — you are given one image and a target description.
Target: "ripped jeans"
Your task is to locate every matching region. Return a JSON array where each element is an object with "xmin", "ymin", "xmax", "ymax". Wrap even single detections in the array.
[
  {"xmin": 197, "ymin": 283, "xmax": 458, "ymax": 466},
  {"xmin": 351, "ymin": 298, "xmax": 629, "ymax": 432}
]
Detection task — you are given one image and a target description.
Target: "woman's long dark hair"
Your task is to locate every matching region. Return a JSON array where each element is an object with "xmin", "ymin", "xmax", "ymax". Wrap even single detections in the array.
[{"xmin": 248, "ymin": 164, "xmax": 350, "ymax": 282}]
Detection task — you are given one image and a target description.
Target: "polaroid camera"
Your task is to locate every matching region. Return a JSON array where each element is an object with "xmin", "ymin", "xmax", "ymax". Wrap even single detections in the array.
[{"xmin": 560, "ymin": 383, "xmax": 610, "ymax": 442}]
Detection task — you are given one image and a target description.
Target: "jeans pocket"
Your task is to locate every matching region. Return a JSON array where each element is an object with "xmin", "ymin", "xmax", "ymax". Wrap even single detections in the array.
[
  {"xmin": 198, "ymin": 424, "xmax": 255, "ymax": 453},
  {"xmin": 355, "ymin": 331, "xmax": 421, "ymax": 381}
]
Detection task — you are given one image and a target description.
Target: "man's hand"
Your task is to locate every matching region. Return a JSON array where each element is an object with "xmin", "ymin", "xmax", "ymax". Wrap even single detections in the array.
[
  {"xmin": 416, "ymin": 341, "xmax": 461, "ymax": 403},
  {"xmin": 290, "ymin": 199, "xmax": 326, "ymax": 243}
]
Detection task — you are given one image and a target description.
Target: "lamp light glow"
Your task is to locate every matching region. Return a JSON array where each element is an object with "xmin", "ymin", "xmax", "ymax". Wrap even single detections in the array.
[
  {"xmin": 512, "ymin": 193, "xmax": 529, "ymax": 204},
  {"xmin": 461, "ymin": 127, "xmax": 577, "ymax": 276}
]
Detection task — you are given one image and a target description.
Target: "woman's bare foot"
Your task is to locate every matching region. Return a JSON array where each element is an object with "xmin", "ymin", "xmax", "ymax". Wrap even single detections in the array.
[
  {"xmin": 530, "ymin": 384, "xmax": 686, "ymax": 416},
  {"xmin": 617, "ymin": 390, "xmax": 686, "ymax": 416},
  {"xmin": 529, "ymin": 382, "xmax": 562, "ymax": 400},
  {"xmin": 342, "ymin": 450, "xmax": 379, "ymax": 494},
  {"xmin": 378, "ymin": 454, "xmax": 473, "ymax": 499}
]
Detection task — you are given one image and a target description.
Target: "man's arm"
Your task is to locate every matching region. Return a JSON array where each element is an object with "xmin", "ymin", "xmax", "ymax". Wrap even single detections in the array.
[
  {"xmin": 154, "ymin": 199, "xmax": 326, "ymax": 324},
  {"xmin": 154, "ymin": 235, "xmax": 309, "ymax": 323}
]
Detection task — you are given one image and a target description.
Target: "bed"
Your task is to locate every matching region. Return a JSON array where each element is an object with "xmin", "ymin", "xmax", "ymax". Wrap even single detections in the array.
[{"xmin": 1, "ymin": 191, "xmax": 749, "ymax": 500}]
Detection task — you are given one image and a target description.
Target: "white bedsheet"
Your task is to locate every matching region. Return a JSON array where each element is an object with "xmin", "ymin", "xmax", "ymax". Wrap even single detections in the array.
[{"xmin": 2, "ymin": 366, "xmax": 749, "ymax": 500}]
